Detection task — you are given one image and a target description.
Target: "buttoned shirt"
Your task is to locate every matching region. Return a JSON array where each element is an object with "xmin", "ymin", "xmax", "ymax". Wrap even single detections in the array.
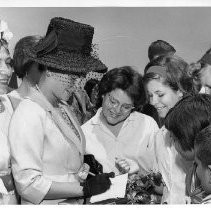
[{"xmin": 82, "ymin": 108, "xmax": 159, "ymax": 175}]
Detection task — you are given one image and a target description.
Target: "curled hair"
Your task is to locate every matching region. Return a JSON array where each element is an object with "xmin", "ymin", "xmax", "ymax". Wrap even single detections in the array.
[
  {"xmin": 165, "ymin": 94, "xmax": 211, "ymax": 151},
  {"xmin": 148, "ymin": 40, "xmax": 176, "ymax": 61},
  {"xmin": 13, "ymin": 35, "xmax": 42, "ymax": 78},
  {"xmin": 97, "ymin": 66, "xmax": 146, "ymax": 111},
  {"xmin": 195, "ymin": 125, "xmax": 211, "ymax": 167},
  {"xmin": 143, "ymin": 54, "xmax": 195, "ymax": 96}
]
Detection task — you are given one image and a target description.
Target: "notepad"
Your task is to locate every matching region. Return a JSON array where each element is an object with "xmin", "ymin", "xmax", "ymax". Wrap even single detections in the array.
[{"xmin": 90, "ymin": 173, "xmax": 128, "ymax": 203}]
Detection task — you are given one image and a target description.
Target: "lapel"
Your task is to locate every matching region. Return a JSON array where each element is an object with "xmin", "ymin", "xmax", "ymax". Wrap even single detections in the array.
[
  {"xmin": 60, "ymin": 103, "xmax": 86, "ymax": 155},
  {"xmin": 27, "ymin": 87, "xmax": 85, "ymax": 156}
]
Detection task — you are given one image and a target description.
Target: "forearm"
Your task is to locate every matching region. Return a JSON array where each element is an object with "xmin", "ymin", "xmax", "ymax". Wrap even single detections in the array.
[{"xmin": 44, "ymin": 181, "xmax": 84, "ymax": 200}]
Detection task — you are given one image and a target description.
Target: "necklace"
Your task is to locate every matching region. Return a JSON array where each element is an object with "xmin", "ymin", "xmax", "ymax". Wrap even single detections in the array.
[{"xmin": 58, "ymin": 103, "xmax": 81, "ymax": 141}]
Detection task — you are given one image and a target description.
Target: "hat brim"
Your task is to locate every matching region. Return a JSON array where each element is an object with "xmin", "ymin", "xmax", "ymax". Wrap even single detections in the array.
[{"xmin": 25, "ymin": 48, "xmax": 107, "ymax": 76}]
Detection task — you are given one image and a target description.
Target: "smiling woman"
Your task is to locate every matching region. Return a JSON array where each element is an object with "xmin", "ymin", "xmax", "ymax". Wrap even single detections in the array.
[
  {"xmin": 143, "ymin": 54, "xmax": 196, "ymax": 204},
  {"xmin": 0, "ymin": 20, "xmax": 13, "ymax": 95},
  {"xmin": 82, "ymin": 66, "xmax": 159, "ymax": 176}
]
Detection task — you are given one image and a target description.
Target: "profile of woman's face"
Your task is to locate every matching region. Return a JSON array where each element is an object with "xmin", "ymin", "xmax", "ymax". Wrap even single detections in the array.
[
  {"xmin": 146, "ymin": 79, "xmax": 183, "ymax": 118},
  {"xmin": 0, "ymin": 46, "xmax": 13, "ymax": 89},
  {"xmin": 50, "ymin": 71, "xmax": 80, "ymax": 102},
  {"xmin": 101, "ymin": 88, "xmax": 134, "ymax": 126}
]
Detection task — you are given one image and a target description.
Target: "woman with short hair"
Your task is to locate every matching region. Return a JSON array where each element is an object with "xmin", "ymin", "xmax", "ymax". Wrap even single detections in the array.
[{"xmin": 82, "ymin": 66, "xmax": 159, "ymax": 175}]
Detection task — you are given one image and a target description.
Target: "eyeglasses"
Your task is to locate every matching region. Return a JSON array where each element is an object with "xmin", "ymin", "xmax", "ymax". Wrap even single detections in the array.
[{"xmin": 106, "ymin": 93, "xmax": 134, "ymax": 114}]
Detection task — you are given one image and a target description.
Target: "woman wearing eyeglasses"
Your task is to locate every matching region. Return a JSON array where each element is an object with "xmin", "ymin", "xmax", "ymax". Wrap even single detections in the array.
[{"xmin": 82, "ymin": 66, "xmax": 159, "ymax": 175}]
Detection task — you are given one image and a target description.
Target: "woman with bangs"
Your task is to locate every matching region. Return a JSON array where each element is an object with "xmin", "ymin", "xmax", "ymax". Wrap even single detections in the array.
[{"xmin": 143, "ymin": 54, "xmax": 195, "ymax": 204}]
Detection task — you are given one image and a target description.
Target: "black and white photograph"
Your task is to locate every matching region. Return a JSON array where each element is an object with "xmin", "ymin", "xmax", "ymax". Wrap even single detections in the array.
[{"xmin": 0, "ymin": 0, "xmax": 211, "ymax": 206}]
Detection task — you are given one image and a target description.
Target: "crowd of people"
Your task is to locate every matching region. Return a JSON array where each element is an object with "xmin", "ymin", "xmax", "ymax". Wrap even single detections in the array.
[{"xmin": 0, "ymin": 16, "xmax": 211, "ymax": 205}]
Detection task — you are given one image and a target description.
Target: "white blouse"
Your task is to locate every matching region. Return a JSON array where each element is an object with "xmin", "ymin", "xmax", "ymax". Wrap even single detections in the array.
[
  {"xmin": 82, "ymin": 108, "xmax": 159, "ymax": 175},
  {"xmin": 153, "ymin": 126, "xmax": 192, "ymax": 204}
]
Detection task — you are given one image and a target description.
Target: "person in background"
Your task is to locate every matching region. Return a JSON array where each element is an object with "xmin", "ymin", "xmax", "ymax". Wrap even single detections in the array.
[
  {"xmin": 82, "ymin": 66, "xmax": 159, "ymax": 176},
  {"xmin": 147, "ymin": 40, "xmax": 176, "ymax": 63},
  {"xmin": 0, "ymin": 20, "xmax": 13, "ymax": 96},
  {"xmin": 143, "ymin": 54, "xmax": 195, "ymax": 204},
  {"xmin": 187, "ymin": 62, "xmax": 203, "ymax": 93},
  {"xmin": 68, "ymin": 71, "xmax": 106, "ymax": 125},
  {"xmin": 164, "ymin": 94, "xmax": 211, "ymax": 203},
  {"xmin": 142, "ymin": 40, "xmax": 176, "ymax": 127},
  {"xmin": 0, "ymin": 20, "xmax": 13, "ymax": 113},
  {"xmin": 194, "ymin": 125, "xmax": 211, "ymax": 204},
  {"xmin": 0, "ymin": 19, "xmax": 19, "ymax": 205},
  {"xmin": 9, "ymin": 17, "xmax": 112, "ymax": 205},
  {"xmin": 0, "ymin": 35, "xmax": 44, "ymax": 134},
  {"xmin": 0, "ymin": 35, "xmax": 46, "ymax": 205},
  {"xmin": 190, "ymin": 48, "xmax": 211, "ymax": 94}
]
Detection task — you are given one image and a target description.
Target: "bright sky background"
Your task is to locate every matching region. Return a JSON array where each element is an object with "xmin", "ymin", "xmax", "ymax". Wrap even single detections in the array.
[{"xmin": 1, "ymin": 1, "xmax": 211, "ymax": 74}]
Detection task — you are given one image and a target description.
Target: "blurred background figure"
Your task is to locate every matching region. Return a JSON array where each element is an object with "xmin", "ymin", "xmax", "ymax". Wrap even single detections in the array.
[
  {"xmin": 0, "ymin": 19, "xmax": 19, "ymax": 205},
  {"xmin": 0, "ymin": 35, "xmax": 44, "ymax": 138},
  {"xmin": 148, "ymin": 40, "xmax": 176, "ymax": 62},
  {"xmin": 68, "ymin": 70, "xmax": 106, "ymax": 125},
  {"xmin": 0, "ymin": 20, "xmax": 13, "ymax": 95},
  {"xmin": 193, "ymin": 48, "xmax": 211, "ymax": 94}
]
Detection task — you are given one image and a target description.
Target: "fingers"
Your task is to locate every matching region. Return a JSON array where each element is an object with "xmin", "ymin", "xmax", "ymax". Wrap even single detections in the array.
[{"xmin": 115, "ymin": 158, "xmax": 130, "ymax": 173}]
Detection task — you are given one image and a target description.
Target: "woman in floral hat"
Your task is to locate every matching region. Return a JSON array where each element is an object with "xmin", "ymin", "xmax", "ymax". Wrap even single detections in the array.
[
  {"xmin": 0, "ymin": 20, "xmax": 13, "ymax": 95},
  {"xmin": 8, "ymin": 17, "xmax": 113, "ymax": 205},
  {"xmin": 0, "ymin": 20, "xmax": 20, "ymax": 205}
]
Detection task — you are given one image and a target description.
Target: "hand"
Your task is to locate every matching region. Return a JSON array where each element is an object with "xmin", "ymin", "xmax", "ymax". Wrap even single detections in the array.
[
  {"xmin": 78, "ymin": 163, "xmax": 90, "ymax": 182},
  {"xmin": 84, "ymin": 154, "xmax": 103, "ymax": 175},
  {"xmin": 81, "ymin": 172, "xmax": 115, "ymax": 197},
  {"xmin": 115, "ymin": 157, "xmax": 130, "ymax": 174}
]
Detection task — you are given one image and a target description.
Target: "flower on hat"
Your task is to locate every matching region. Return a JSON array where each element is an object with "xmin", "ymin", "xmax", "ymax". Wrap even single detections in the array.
[{"xmin": 0, "ymin": 20, "xmax": 13, "ymax": 43}]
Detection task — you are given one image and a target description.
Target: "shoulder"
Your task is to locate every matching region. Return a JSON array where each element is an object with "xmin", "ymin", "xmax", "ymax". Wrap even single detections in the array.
[
  {"xmin": 0, "ymin": 94, "xmax": 12, "ymax": 108},
  {"xmin": 130, "ymin": 111, "xmax": 159, "ymax": 128},
  {"xmin": 12, "ymin": 98, "xmax": 46, "ymax": 121},
  {"xmin": 0, "ymin": 94, "xmax": 13, "ymax": 121},
  {"xmin": 154, "ymin": 126, "xmax": 172, "ymax": 149},
  {"xmin": 81, "ymin": 115, "xmax": 96, "ymax": 131},
  {"xmin": 81, "ymin": 109, "xmax": 100, "ymax": 129}
]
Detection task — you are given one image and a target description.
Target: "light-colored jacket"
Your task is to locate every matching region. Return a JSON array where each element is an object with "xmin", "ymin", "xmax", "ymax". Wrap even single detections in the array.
[{"xmin": 9, "ymin": 88, "xmax": 86, "ymax": 204}]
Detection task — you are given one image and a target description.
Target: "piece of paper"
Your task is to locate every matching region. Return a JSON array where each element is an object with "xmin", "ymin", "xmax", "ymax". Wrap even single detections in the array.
[{"xmin": 90, "ymin": 173, "xmax": 128, "ymax": 203}]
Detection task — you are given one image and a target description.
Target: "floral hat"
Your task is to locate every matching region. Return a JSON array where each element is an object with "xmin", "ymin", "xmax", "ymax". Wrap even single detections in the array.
[
  {"xmin": 0, "ymin": 20, "xmax": 13, "ymax": 47},
  {"xmin": 25, "ymin": 17, "xmax": 107, "ymax": 76}
]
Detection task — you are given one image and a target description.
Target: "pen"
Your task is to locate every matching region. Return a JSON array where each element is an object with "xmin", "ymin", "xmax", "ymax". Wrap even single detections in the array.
[{"xmin": 88, "ymin": 171, "xmax": 96, "ymax": 176}]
